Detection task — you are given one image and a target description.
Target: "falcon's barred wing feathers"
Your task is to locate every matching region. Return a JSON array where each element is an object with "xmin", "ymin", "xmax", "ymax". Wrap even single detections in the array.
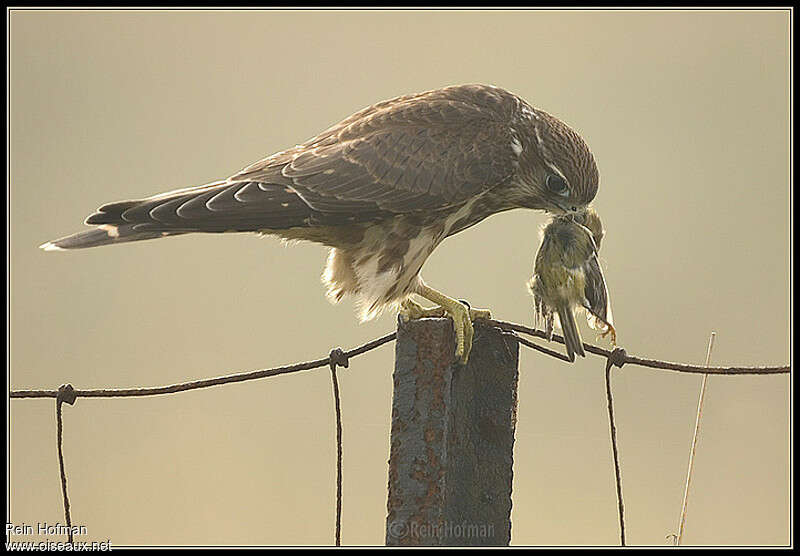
[{"xmin": 83, "ymin": 85, "xmax": 524, "ymax": 237}]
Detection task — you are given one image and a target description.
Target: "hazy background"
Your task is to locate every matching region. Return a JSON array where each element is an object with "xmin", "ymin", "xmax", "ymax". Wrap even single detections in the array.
[{"xmin": 9, "ymin": 9, "xmax": 790, "ymax": 546}]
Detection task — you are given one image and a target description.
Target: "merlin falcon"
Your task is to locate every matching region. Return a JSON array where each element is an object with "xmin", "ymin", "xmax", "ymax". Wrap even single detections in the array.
[{"xmin": 42, "ymin": 84, "xmax": 600, "ymax": 362}]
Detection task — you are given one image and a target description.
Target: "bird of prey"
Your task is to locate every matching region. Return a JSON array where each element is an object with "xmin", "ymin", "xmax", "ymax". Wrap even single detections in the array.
[
  {"xmin": 42, "ymin": 83, "xmax": 600, "ymax": 363},
  {"xmin": 528, "ymin": 207, "xmax": 615, "ymax": 361}
]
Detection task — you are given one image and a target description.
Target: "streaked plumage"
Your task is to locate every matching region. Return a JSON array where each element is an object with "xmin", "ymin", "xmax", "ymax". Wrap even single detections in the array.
[
  {"xmin": 528, "ymin": 208, "xmax": 615, "ymax": 361},
  {"xmin": 42, "ymin": 84, "xmax": 601, "ymax": 360}
]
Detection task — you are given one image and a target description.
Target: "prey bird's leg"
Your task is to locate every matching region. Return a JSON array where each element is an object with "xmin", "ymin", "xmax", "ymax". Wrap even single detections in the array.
[
  {"xmin": 412, "ymin": 282, "xmax": 492, "ymax": 364},
  {"xmin": 600, "ymin": 323, "xmax": 618, "ymax": 347}
]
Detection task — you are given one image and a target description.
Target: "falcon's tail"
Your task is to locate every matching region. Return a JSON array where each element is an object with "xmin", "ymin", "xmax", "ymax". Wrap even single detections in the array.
[
  {"xmin": 40, "ymin": 224, "xmax": 183, "ymax": 251},
  {"xmin": 40, "ymin": 177, "xmax": 315, "ymax": 251},
  {"xmin": 557, "ymin": 306, "xmax": 586, "ymax": 362}
]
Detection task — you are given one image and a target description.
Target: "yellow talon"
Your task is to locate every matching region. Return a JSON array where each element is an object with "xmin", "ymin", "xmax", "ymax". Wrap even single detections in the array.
[
  {"xmin": 469, "ymin": 307, "xmax": 492, "ymax": 321},
  {"xmin": 404, "ymin": 285, "xmax": 492, "ymax": 364},
  {"xmin": 399, "ymin": 298, "xmax": 445, "ymax": 321}
]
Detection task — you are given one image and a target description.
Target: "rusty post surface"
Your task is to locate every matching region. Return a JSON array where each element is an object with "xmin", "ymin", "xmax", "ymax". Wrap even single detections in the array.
[{"xmin": 386, "ymin": 318, "xmax": 519, "ymax": 546}]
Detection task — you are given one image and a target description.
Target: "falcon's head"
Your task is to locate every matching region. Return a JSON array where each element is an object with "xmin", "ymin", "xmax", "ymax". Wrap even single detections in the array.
[{"xmin": 512, "ymin": 105, "xmax": 599, "ymax": 215}]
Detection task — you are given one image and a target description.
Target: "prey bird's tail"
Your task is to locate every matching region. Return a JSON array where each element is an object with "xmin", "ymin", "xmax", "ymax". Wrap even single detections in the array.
[{"xmin": 557, "ymin": 306, "xmax": 586, "ymax": 362}]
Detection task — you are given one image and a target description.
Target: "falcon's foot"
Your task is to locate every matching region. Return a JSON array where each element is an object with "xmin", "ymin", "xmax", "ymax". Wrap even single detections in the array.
[
  {"xmin": 407, "ymin": 286, "xmax": 492, "ymax": 364},
  {"xmin": 400, "ymin": 298, "xmax": 491, "ymax": 322},
  {"xmin": 399, "ymin": 299, "xmax": 445, "ymax": 320}
]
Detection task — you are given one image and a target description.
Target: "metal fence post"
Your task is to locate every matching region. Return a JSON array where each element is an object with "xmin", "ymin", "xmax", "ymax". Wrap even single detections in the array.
[{"xmin": 386, "ymin": 317, "xmax": 519, "ymax": 546}]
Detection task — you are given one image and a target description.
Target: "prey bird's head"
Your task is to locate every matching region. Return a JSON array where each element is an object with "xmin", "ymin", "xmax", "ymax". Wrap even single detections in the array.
[
  {"xmin": 512, "ymin": 105, "xmax": 599, "ymax": 215},
  {"xmin": 558, "ymin": 206, "xmax": 605, "ymax": 251}
]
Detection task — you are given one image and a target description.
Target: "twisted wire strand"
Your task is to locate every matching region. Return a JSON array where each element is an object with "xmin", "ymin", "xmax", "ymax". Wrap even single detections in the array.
[
  {"xmin": 10, "ymin": 332, "xmax": 396, "ymax": 400},
  {"xmin": 55, "ymin": 400, "xmax": 73, "ymax": 543},
  {"xmin": 55, "ymin": 385, "xmax": 77, "ymax": 544},
  {"xmin": 604, "ymin": 358, "xmax": 625, "ymax": 546},
  {"xmin": 480, "ymin": 319, "xmax": 790, "ymax": 375},
  {"xmin": 329, "ymin": 349, "xmax": 348, "ymax": 547}
]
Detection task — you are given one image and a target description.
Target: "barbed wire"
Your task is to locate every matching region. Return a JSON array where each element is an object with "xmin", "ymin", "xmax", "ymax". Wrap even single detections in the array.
[
  {"xmin": 8, "ymin": 317, "xmax": 790, "ymax": 546},
  {"xmin": 481, "ymin": 319, "xmax": 790, "ymax": 375},
  {"xmin": 10, "ymin": 332, "xmax": 397, "ymax": 400},
  {"xmin": 10, "ymin": 320, "xmax": 789, "ymax": 403}
]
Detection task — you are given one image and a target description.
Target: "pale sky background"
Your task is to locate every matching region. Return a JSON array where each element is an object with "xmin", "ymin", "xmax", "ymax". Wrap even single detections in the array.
[{"xmin": 8, "ymin": 9, "xmax": 791, "ymax": 546}]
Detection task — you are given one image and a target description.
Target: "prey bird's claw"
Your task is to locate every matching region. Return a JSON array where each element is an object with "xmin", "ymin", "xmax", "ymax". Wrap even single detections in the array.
[{"xmin": 601, "ymin": 325, "xmax": 618, "ymax": 347}]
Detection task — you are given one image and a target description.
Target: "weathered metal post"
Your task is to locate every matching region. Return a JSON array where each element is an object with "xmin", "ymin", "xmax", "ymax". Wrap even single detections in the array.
[{"xmin": 386, "ymin": 317, "xmax": 520, "ymax": 546}]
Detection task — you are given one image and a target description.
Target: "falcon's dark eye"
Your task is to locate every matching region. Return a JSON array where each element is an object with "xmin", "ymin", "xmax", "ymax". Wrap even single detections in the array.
[{"xmin": 546, "ymin": 174, "xmax": 569, "ymax": 195}]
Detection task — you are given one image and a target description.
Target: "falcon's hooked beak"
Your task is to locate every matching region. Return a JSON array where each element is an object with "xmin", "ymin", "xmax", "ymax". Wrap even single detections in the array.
[{"xmin": 551, "ymin": 199, "xmax": 581, "ymax": 215}]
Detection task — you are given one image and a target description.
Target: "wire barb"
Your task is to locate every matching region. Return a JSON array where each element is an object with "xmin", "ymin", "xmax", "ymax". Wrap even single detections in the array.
[
  {"xmin": 608, "ymin": 347, "xmax": 627, "ymax": 369},
  {"xmin": 57, "ymin": 383, "xmax": 77, "ymax": 405},
  {"xmin": 329, "ymin": 348, "xmax": 350, "ymax": 371}
]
